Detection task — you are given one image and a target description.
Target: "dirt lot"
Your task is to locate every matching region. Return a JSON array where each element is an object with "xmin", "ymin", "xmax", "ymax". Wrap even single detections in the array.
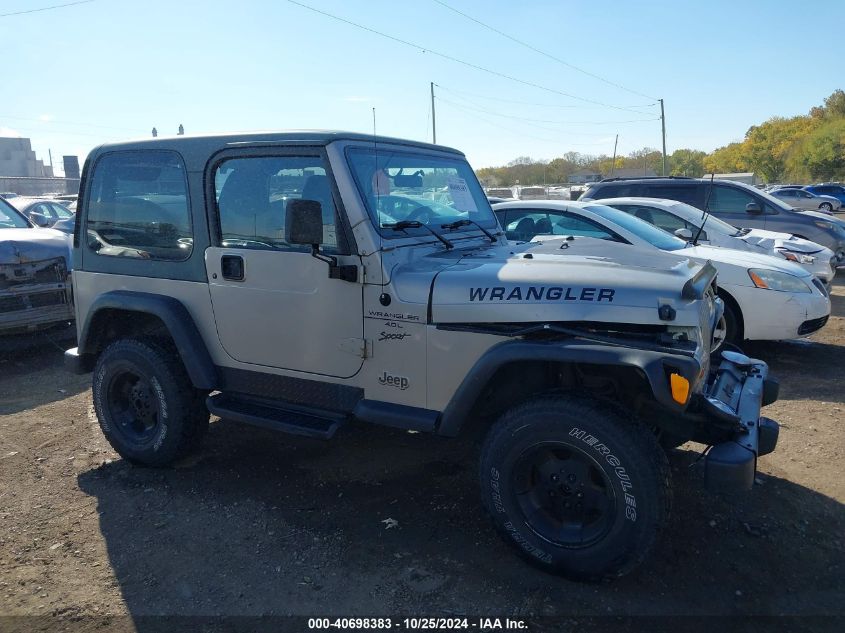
[{"xmin": 1, "ymin": 281, "xmax": 844, "ymax": 630}]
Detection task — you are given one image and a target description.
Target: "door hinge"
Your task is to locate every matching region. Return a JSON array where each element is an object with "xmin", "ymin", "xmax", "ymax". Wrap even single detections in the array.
[{"xmin": 339, "ymin": 338, "xmax": 372, "ymax": 359}]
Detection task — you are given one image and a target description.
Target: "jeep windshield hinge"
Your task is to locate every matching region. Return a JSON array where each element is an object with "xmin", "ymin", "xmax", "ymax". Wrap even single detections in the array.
[{"xmin": 310, "ymin": 246, "xmax": 359, "ymax": 283}]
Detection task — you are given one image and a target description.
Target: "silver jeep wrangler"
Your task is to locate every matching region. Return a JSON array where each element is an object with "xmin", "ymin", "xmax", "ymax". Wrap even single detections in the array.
[{"xmin": 65, "ymin": 132, "xmax": 780, "ymax": 579}]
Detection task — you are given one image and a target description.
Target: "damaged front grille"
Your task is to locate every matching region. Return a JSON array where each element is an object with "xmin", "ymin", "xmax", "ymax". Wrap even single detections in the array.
[
  {"xmin": 0, "ymin": 257, "xmax": 67, "ymax": 289},
  {"xmin": 0, "ymin": 256, "xmax": 71, "ymax": 329}
]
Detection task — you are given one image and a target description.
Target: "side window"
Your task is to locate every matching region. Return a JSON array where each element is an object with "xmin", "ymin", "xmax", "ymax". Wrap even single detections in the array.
[
  {"xmin": 796, "ymin": 190, "xmax": 813, "ymax": 199},
  {"xmin": 644, "ymin": 185, "xmax": 701, "ymax": 207},
  {"xmin": 50, "ymin": 203, "xmax": 72, "ymax": 219},
  {"xmin": 618, "ymin": 204, "xmax": 688, "ymax": 232},
  {"xmin": 87, "ymin": 151, "xmax": 192, "ymax": 260},
  {"xmin": 214, "ymin": 156, "xmax": 339, "ymax": 252},
  {"xmin": 708, "ymin": 185, "xmax": 758, "ymax": 214}
]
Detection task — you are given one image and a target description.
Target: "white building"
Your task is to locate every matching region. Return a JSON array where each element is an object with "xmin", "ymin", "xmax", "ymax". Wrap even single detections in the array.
[{"xmin": 0, "ymin": 137, "xmax": 53, "ymax": 177}]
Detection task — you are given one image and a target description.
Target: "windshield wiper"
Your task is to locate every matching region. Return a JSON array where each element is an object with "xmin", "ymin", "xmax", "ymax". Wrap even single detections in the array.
[
  {"xmin": 440, "ymin": 218, "xmax": 498, "ymax": 243},
  {"xmin": 382, "ymin": 220, "xmax": 453, "ymax": 249}
]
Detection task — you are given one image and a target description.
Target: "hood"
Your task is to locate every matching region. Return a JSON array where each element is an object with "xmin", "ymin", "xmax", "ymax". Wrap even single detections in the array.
[
  {"xmin": 415, "ymin": 237, "xmax": 710, "ymax": 326},
  {"xmin": 741, "ymin": 229, "xmax": 827, "ymax": 254},
  {"xmin": 683, "ymin": 244, "xmax": 810, "ymax": 277},
  {"xmin": 798, "ymin": 210, "xmax": 845, "ymax": 228},
  {"xmin": 0, "ymin": 228, "xmax": 72, "ymax": 265}
]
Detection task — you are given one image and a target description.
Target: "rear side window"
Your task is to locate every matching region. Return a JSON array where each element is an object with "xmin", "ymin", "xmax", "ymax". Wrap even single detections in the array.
[
  {"xmin": 86, "ymin": 151, "xmax": 192, "ymax": 260},
  {"xmin": 642, "ymin": 184, "xmax": 702, "ymax": 207},
  {"xmin": 585, "ymin": 183, "xmax": 642, "ymax": 200}
]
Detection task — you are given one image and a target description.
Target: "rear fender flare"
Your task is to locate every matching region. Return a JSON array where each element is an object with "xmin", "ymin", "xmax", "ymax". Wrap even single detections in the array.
[{"xmin": 77, "ymin": 290, "xmax": 217, "ymax": 389}]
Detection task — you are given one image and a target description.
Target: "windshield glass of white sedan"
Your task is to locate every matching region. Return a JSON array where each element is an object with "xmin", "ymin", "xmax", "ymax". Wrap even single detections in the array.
[
  {"xmin": 585, "ymin": 204, "xmax": 688, "ymax": 251},
  {"xmin": 346, "ymin": 148, "xmax": 497, "ymax": 236}
]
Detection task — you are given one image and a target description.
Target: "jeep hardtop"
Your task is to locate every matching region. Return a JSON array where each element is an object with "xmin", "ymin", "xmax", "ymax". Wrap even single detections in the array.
[{"xmin": 65, "ymin": 131, "xmax": 780, "ymax": 579}]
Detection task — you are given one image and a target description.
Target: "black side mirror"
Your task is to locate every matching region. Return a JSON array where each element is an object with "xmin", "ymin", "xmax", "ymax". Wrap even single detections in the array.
[
  {"xmin": 286, "ymin": 199, "xmax": 357, "ymax": 283},
  {"xmin": 286, "ymin": 199, "xmax": 323, "ymax": 246},
  {"xmin": 745, "ymin": 202, "xmax": 763, "ymax": 214}
]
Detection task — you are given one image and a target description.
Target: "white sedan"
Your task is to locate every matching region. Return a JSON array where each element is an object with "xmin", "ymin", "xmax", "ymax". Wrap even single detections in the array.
[
  {"xmin": 494, "ymin": 200, "xmax": 831, "ymax": 351},
  {"xmin": 595, "ymin": 197, "xmax": 836, "ymax": 286}
]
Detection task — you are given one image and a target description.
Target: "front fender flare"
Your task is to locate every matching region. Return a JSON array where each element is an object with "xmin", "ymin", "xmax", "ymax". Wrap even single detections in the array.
[{"xmin": 436, "ymin": 339, "xmax": 701, "ymax": 436}]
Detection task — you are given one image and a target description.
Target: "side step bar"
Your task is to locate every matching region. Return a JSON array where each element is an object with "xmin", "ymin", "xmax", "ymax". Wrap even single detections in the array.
[{"xmin": 207, "ymin": 394, "xmax": 348, "ymax": 440}]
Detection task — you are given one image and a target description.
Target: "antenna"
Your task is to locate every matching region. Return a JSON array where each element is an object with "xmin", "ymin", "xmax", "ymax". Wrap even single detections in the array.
[
  {"xmin": 373, "ymin": 107, "xmax": 390, "ymax": 305},
  {"xmin": 692, "ymin": 173, "xmax": 715, "ymax": 246}
]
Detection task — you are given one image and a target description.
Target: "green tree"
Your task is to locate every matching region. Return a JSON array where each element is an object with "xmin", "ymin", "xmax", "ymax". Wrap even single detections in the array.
[{"xmin": 669, "ymin": 149, "xmax": 706, "ymax": 177}]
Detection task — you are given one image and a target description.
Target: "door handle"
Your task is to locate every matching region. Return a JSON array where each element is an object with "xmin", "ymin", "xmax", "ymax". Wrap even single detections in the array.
[{"xmin": 221, "ymin": 255, "xmax": 245, "ymax": 281}]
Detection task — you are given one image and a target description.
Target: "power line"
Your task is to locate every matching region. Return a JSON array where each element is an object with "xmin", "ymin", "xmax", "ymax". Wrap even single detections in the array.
[
  {"xmin": 285, "ymin": 0, "xmax": 652, "ymax": 114},
  {"xmin": 431, "ymin": 0, "xmax": 658, "ymax": 102},
  {"xmin": 435, "ymin": 89, "xmax": 660, "ymax": 127},
  {"xmin": 0, "ymin": 114, "xmax": 141, "ymax": 133},
  {"xmin": 0, "ymin": 0, "xmax": 95, "ymax": 18},
  {"xmin": 436, "ymin": 99, "xmax": 616, "ymax": 147},
  {"xmin": 434, "ymin": 84, "xmax": 656, "ymax": 110}
]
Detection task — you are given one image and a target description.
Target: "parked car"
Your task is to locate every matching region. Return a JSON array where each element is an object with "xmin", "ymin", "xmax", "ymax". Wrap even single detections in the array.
[
  {"xmin": 804, "ymin": 184, "xmax": 845, "ymax": 206},
  {"xmin": 581, "ymin": 177, "xmax": 845, "ymax": 264},
  {"xmin": 0, "ymin": 192, "xmax": 19, "ymax": 199},
  {"xmin": 596, "ymin": 197, "xmax": 836, "ymax": 285},
  {"xmin": 769, "ymin": 188, "xmax": 841, "ymax": 213},
  {"xmin": 0, "ymin": 197, "xmax": 74, "ymax": 337},
  {"xmin": 494, "ymin": 200, "xmax": 831, "ymax": 351},
  {"xmin": 7, "ymin": 197, "xmax": 74, "ymax": 228}
]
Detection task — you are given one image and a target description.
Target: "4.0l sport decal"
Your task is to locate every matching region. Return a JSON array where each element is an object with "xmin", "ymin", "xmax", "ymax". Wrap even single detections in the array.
[{"xmin": 469, "ymin": 286, "xmax": 616, "ymax": 303}]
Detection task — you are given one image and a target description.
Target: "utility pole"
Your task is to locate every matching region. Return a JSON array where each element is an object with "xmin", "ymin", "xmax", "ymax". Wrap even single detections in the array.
[
  {"xmin": 610, "ymin": 134, "xmax": 618, "ymax": 178},
  {"xmin": 430, "ymin": 82, "xmax": 437, "ymax": 145},
  {"xmin": 660, "ymin": 98, "xmax": 667, "ymax": 176}
]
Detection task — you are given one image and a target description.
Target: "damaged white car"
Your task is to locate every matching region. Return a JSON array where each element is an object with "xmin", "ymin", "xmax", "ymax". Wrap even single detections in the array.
[{"xmin": 0, "ymin": 198, "xmax": 73, "ymax": 337}]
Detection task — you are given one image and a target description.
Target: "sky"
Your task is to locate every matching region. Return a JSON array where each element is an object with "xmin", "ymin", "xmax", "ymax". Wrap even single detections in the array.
[{"xmin": 4, "ymin": 0, "xmax": 845, "ymax": 174}]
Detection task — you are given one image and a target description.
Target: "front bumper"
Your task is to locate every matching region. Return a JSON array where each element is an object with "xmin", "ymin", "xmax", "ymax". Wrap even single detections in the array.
[
  {"xmin": 730, "ymin": 284, "xmax": 831, "ymax": 341},
  {"xmin": 702, "ymin": 351, "xmax": 780, "ymax": 491}
]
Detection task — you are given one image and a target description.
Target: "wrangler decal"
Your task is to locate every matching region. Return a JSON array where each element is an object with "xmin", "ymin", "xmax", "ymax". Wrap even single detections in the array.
[{"xmin": 469, "ymin": 286, "xmax": 616, "ymax": 303}]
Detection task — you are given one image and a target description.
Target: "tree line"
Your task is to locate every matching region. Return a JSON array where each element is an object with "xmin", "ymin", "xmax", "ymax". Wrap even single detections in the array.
[{"xmin": 477, "ymin": 90, "xmax": 845, "ymax": 186}]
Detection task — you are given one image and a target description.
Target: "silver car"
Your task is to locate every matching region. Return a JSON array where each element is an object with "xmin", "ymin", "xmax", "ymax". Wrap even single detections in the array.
[{"xmin": 770, "ymin": 188, "xmax": 841, "ymax": 213}]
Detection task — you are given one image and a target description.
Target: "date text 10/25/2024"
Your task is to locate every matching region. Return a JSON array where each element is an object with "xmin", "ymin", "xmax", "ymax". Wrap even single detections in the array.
[{"xmin": 308, "ymin": 617, "xmax": 528, "ymax": 630}]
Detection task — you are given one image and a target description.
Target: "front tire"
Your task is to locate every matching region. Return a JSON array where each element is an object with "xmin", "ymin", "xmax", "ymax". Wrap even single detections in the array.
[
  {"xmin": 92, "ymin": 338, "xmax": 209, "ymax": 466},
  {"xmin": 479, "ymin": 395, "xmax": 671, "ymax": 580}
]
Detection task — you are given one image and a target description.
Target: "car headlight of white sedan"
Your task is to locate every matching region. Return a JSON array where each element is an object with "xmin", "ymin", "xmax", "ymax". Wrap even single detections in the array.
[
  {"xmin": 776, "ymin": 249, "xmax": 815, "ymax": 264},
  {"xmin": 748, "ymin": 268, "xmax": 812, "ymax": 293}
]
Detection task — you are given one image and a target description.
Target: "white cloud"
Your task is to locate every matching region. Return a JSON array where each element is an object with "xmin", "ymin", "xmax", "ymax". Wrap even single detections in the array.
[
  {"xmin": 0, "ymin": 127, "xmax": 22, "ymax": 138},
  {"xmin": 39, "ymin": 114, "xmax": 55, "ymax": 122}
]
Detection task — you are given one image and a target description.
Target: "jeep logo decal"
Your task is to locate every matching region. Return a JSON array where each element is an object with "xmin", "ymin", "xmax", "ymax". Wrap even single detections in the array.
[
  {"xmin": 469, "ymin": 286, "xmax": 615, "ymax": 303},
  {"xmin": 378, "ymin": 371, "xmax": 410, "ymax": 390}
]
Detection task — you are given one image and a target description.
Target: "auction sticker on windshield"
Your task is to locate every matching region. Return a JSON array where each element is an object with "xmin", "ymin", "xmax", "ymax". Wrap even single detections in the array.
[{"xmin": 447, "ymin": 177, "xmax": 478, "ymax": 213}]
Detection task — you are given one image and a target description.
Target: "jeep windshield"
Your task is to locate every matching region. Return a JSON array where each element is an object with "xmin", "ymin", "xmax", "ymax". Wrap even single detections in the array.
[{"xmin": 346, "ymin": 147, "xmax": 497, "ymax": 240}]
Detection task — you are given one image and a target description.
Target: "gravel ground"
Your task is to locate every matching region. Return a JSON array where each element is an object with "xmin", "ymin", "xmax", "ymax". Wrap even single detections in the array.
[{"xmin": 0, "ymin": 280, "xmax": 843, "ymax": 631}]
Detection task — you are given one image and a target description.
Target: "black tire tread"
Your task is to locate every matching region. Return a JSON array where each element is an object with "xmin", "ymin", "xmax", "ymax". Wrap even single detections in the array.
[
  {"xmin": 93, "ymin": 337, "xmax": 209, "ymax": 466},
  {"xmin": 479, "ymin": 393, "xmax": 671, "ymax": 580}
]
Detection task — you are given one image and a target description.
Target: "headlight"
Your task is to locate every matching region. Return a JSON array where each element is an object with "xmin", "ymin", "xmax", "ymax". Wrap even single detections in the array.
[
  {"xmin": 777, "ymin": 249, "xmax": 815, "ymax": 264},
  {"xmin": 748, "ymin": 268, "xmax": 812, "ymax": 293}
]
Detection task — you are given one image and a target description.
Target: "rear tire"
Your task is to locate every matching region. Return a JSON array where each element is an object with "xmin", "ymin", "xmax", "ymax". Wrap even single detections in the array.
[
  {"xmin": 92, "ymin": 338, "xmax": 209, "ymax": 467},
  {"xmin": 479, "ymin": 394, "xmax": 671, "ymax": 580},
  {"xmin": 819, "ymin": 202, "xmax": 833, "ymax": 212}
]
